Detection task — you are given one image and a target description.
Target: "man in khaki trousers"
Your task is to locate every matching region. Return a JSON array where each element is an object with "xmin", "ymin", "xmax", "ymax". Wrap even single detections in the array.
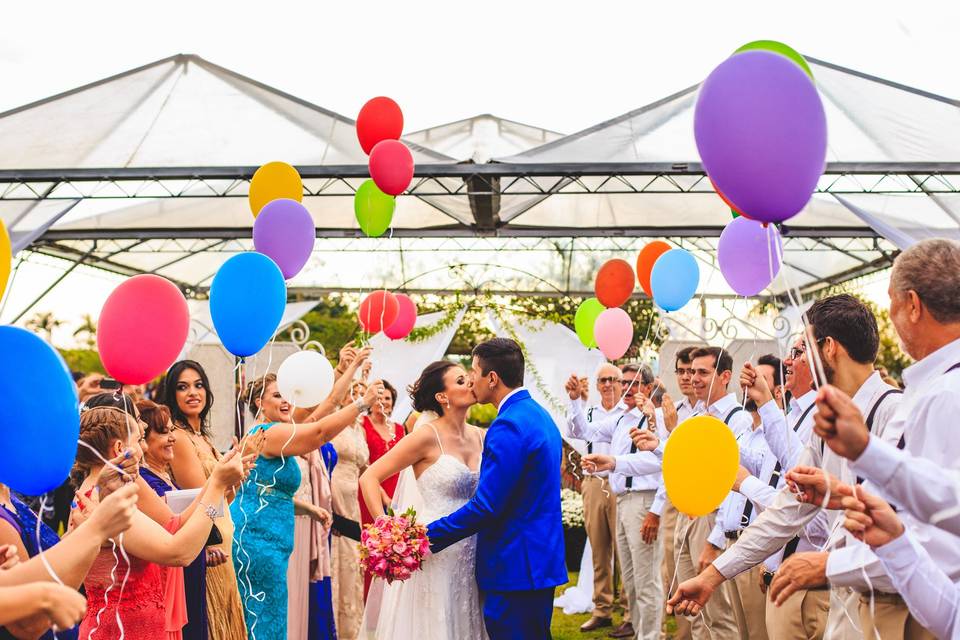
[{"xmin": 567, "ymin": 364, "xmax": 632, "ymax": 633}]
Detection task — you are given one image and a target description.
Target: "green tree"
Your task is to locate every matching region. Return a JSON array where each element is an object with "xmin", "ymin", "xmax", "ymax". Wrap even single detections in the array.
[
  {"xmin": 73, "ymin": 313, "xmax": 98, "ymax": 349},
  {"xmin": 59, "ymin": 348, "xmax": 104, "ymax": 375},
  {"xmin": 25, "ymin": 311, "xmax": 63, "ymax": 344}
]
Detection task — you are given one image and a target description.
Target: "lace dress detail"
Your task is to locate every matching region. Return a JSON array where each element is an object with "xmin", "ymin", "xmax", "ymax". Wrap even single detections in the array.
[
  {"xmin": 231, "ymin": 423, "xmax": 302, "ymax": 640},
  {"xmin": 368, "ymin": 427, "xmax": 486, "ymax": 640},
  {"xmin": 79, "ymin": 548, "xmax": 166, "ymax": 640}
]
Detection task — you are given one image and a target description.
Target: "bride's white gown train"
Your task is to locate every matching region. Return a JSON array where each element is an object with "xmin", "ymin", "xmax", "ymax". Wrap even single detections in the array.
[{"xmin": 363, "ymin": 427, "xmax": 487, "ymax": 639}]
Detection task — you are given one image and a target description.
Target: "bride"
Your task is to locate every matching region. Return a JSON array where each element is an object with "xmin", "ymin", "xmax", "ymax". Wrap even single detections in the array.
[{"xmin": 358, "ymin": 360, "xmax": 487, "ymax": 639}]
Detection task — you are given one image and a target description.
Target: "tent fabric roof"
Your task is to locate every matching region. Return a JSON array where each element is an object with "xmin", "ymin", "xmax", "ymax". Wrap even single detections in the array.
[{"xmin": 2, "ymin": 53, "xmax": 958, "ymax": 304}]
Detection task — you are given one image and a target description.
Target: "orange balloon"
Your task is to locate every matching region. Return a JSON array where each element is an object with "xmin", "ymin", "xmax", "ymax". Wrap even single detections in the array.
[
  {"xmin": 636, "ymin": 241, "xmax": 671, "ymax": 297},
  {"xmin": 594, "ymin": 259, "xmax": 635, "ymax": 308},
  {"xmin": 710, "ymin": 177, "xmax": 752, "ymax": 220}
]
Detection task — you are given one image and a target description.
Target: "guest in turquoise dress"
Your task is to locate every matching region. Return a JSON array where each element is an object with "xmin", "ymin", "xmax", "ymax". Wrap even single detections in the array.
[{"xmin": 232, "ymin": 369, "xmax": 384, "ymax": 640}]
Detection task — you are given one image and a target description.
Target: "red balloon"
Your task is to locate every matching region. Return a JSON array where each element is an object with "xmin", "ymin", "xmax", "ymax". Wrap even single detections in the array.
[
  {"xmin": 369, "ymin": 140, "xmax": 414, "ymax": 196},
  {"xmin": 384, "ymin": 294, "xmax": 418, "ymax": 340},
  {"xmin": 357, "ymin": 97, "xmax": 404, "ymax": 155},
  {"xmin": 97, "ymin": 275, "xmax": 190, "ymax": 385},
  {"xmin": 710, "ymin": 177, "xmax": 752, "ymax": 219},
  {"xmin": 359, "ymin": 290, "xmax": 400, "ymax": 334},
  {"xmin": 595, "ymin": 259, "xmax": 636, "ymax": 308}
]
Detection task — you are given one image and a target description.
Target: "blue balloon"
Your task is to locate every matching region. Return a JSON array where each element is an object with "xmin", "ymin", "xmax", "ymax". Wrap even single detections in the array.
[
  {"xmin": 210, "ymin": 253, "xmax": 287, "ymax": 357},
  {"xmin": 0, "ymin": 327, "xmax": 79, "ymax": 495},
  {"xmin": 651, "ymin": 249, "xmax": 700, "ymax": 312}
]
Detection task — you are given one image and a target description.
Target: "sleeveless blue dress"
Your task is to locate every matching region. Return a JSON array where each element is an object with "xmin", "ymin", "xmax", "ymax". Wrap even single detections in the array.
[{"xmin": 230, "ymin": 423, "xmax": 302, "ymax": 640}]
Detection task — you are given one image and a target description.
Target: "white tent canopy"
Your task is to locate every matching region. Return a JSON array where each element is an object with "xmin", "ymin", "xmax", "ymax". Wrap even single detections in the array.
[{"xmin": 2, "ymin": 53, "xmax": 958, "ymax": 307}]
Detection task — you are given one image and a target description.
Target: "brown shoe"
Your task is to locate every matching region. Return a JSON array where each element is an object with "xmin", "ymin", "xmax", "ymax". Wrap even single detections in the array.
[
  {"xmin": 580, "ymin": 616, "xmax": 613, "ymax": 632},
  {"xmin": 607, "ymin": 621, "xmax": 635, "ymax": 638}
]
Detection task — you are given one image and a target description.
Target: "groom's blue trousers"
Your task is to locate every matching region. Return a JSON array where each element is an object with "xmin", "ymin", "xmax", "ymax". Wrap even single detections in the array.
[{"xmin": 483, "ymin": 588, "xmax": 555, "ymax": 640}]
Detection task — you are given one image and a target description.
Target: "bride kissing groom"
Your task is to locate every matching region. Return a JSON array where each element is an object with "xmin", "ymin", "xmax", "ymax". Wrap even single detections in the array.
[{"xmin": 359, "ymin": 338, "xmax": 567, "ymax": 639}]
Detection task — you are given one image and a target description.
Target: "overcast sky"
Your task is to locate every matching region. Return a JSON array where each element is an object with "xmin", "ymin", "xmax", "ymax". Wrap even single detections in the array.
[{"xmin": 1, "ymin": 0, "xmax": 952, "ymax": 342}]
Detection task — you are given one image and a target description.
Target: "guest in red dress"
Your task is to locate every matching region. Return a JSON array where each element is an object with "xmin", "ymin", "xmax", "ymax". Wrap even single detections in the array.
[{"xmin": 357, "ymin": 380, "xmax": 404, "ymax": 598}]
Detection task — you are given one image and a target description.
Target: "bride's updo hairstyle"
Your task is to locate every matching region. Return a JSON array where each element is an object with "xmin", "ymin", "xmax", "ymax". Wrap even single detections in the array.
[{"xmin": 409, "ymin": 360, "xmax": 457, "ymax": 417}]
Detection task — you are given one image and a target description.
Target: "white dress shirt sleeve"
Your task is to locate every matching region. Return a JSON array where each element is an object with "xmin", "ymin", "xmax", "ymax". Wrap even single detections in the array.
[
  {"xmin": 738, "ymin": 441, "xmax": 765, "ymax": 477},
  {"xmin": 707, "ymin": 517, "xmax": 726, "ymax": 550},
  {"xmin": 567, "ymin": 399, "xmax": 616, "ymax": 443},
  {"xmin": 758, "ymin": 400, "xmax": 805, "ymax": 471},
  {"xmin": 874, "ymin": 532, "xmax": 960, "ymax": 640},
  {"xmin": 825, "ymin": 539, "xmax": 897, "ymax": 593},
  {"xmin": 851, "ymin": 433, "xmax": 960, "ymax": 538},
  {"xmin": 712, "ymin": 445, "xmax": 822, "ymax": 579},
  {"xmin": 613, "ymin": 445, "xmax": 664, "ymax": 477},
  {"xmin": 739, "ymin": 476, "xmax": 778, "ymax": 512}
]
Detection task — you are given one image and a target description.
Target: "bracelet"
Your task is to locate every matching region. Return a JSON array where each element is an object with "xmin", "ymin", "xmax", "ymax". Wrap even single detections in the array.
[
  {"xmin": 198, "ymin": 502, "xmax": 218, "ymax": 521},
  {"xmin": 354, "ymin": 397, "xmax": 371, "ymax": 415}
]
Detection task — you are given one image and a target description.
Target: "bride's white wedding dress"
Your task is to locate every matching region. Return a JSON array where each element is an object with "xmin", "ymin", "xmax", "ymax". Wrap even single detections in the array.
[{"xmin": 362, "ymin": 425, "xmax": 487, "ymax": 639}]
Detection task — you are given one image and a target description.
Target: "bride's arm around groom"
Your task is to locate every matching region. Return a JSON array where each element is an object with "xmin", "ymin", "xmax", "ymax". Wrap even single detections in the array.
[{"xmin": 427, "ymin": 338, "xmax": 567, "ymax": 640}]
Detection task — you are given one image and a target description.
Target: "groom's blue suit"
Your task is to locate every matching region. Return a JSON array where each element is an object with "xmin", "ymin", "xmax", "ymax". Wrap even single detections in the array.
[{"xmin": 427, "ymin": 388, "xmax": 567, "ymax": 639}]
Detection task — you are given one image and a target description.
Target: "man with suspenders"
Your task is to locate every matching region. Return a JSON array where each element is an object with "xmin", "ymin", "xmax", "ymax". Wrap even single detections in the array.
[
  {"xmin": 667, "ymin": 346, "xmax": 749, "ymax": 639},
  {"xmin": 667, "ymin": 295, "xmax": 914, "ymax": 639},
  {"xmin": 570, "ymin": 364, "xmax": 663, "ymax": 640}
]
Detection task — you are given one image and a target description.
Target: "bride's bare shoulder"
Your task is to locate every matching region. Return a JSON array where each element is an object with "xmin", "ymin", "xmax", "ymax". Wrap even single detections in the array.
[{"xmin": 466, "ymin": 423, "xmax": 486, "ymax": 444}]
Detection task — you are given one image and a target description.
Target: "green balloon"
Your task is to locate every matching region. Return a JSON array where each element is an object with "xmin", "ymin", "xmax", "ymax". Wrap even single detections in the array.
[
  {"xmin": 574, "ymin": 298, "xmax": 605, "ymax": 349},
  {"xmin": 731, "ymin": 208, "xmax": 740, "ymax": 219},
  {"xmin": 734, "ymin": 40, "xmax": 814, "ymax": 80},
  {"xmin": 355, "ymin": 179, "xmax": 396, "ymax": 238}
]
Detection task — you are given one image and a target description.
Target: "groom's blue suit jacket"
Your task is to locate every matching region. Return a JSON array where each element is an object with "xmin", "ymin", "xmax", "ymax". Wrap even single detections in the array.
[{"xmin": 427, "ymin": 389, "xmax": 568, "ymax": 591}]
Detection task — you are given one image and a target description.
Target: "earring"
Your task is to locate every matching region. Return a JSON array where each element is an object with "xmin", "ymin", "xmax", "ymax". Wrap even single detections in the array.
[{"xmin": 446, "ymin": 399, "xmax": 451, "ymax": 410}]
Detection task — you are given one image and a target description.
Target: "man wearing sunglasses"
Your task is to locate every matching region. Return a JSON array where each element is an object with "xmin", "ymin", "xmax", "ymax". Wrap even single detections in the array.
[
  {"xmin": 563, "ymin": 364, "xmax": 628, "ymax": 633},
  {"xmin": 669, "ymin": 295, "xmax": 909, "ymax": 639},
  {"xmin": 571, "ymin": 364, "xmax": 663, "ymax": 640}
]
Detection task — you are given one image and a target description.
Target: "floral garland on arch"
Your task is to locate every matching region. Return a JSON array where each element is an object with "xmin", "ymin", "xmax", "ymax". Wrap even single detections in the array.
[{"xmin": 404, "ymin": 305, "xmax": 462, "ymax": 344}]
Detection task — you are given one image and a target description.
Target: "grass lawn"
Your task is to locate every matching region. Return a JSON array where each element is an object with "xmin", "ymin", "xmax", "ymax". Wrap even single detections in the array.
[{"xmin": 551, "ymin": 572, "xmax": 677, "ymax": 639}]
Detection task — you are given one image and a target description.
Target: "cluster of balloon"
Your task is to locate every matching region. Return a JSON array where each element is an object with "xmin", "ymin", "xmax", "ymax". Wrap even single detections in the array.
[
  {"xmin": 585, "ymin": 259, "xmax": 636, "ymax": 361},
  {"xmin": 250, "ymin": 162, "xmax": 316, "ymax": 281},
  {"xmin": 358, "ymin": 290, "xmax": 418, "ymax": 340},
  {"xmin": 696, "ymin": 40, "xmax": 826, "ymax": 224},
  {"xmin": 0, "ymin": 326, "xmax": 79, "ymax": 495},
  {"xmin": 355, "ymin": 98, "xmax": 413, "ymax": 237},
  {"xmin": 662, "ymin": 415, "xmax": 740, "ymax": 516},
  {"xmin": 0, "ymin": 220, "xmax": 10, "ymax": 302},
  {"xmin": 649, "ymin": 248, "xmax": 700, "ymax": 312}
]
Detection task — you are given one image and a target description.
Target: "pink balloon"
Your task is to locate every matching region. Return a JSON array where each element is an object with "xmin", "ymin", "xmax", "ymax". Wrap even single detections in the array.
[
  {"xmin": 97, "ymin": 275, "xmax": 190, "ymax": 384},
  {"xmin": 369, "ymin": 140, "xmax": 414, "ymax": 196},
  {"xmin": 593, "ymin": 308, "xmax": 633, "ymax": 361},
  {"xmin": 384, "ymin": 294, "xmax": 418, "ymax": 340}
]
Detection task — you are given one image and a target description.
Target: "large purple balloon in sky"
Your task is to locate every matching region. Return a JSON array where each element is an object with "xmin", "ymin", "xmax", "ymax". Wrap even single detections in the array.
[
  {"xmin": 253, "ymin": 198, "xmax": 316, "ymax": 279},
  {"xmin": 695, "ymin": 50, "xmax": 827, "ymax": 224},
  {"xmin": 718, "ymin": 217, "xmax": 783, "ymax": 296}
]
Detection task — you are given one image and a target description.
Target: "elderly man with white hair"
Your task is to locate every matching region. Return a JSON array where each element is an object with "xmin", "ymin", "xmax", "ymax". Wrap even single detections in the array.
[{"xmin": 562, "ymin": 362, "xmax": 630, "ymax": 633}]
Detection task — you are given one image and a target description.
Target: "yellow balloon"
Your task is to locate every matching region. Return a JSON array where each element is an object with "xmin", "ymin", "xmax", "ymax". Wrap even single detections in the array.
[
  {"xmin": 249, "ymin": 161, "xmax": 303, "ymax": 217},
  {"xmin": 0, "ymin": 219, "xmax": 10, "ymax": 302},
  {"xmin": 662, "ymin": 415, "xmax": 740, "ymax": 517}
]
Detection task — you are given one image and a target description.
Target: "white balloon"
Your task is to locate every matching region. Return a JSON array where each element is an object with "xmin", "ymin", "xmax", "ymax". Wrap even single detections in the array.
[{"xmin": 277, "ymin": 350, "xmax": 335, "ymax": 408}]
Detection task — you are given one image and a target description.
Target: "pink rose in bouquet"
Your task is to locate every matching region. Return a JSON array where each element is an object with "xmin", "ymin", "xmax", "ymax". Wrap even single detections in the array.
[{"xmin": 359, "ymin": 506, "xmax": 431, "ymax": 584}]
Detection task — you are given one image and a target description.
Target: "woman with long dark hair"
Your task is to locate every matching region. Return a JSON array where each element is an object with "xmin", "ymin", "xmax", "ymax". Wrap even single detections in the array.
[{"xmin": 160, "ymin": 360, "xmax": 246, "ymax": 640}]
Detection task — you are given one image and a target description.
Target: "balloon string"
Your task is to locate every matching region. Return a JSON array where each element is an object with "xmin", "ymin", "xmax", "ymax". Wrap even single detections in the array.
[
  {"xmin": 88, "ymin": 537, "xmax": 121, "ymax": 640},
  {"xmin": 35, "ymin": 495, "xmax": 62, "ymax": 639},
  {"xmin": 235, "ymin": 357, "xmax": 264, "ymax": 640}
]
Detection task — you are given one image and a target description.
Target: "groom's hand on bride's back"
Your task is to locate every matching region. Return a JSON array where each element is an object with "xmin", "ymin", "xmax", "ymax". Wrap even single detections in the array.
[{"xmin": 565, "ymin": 375, "xmax": 581, "ymax": 401}]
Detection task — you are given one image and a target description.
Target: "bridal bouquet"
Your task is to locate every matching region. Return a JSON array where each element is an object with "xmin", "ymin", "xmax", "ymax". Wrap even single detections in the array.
[{"xmin": 359, "ymin": 507, "xmax": 430, "ymax": 583}]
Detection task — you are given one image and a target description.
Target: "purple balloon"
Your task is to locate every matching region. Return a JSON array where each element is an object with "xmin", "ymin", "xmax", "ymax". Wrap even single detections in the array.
[
  {"xmin": 253, "ymin": 199, "xmax": 316, "ymax": 279},
  {"xmin": 718, "ymin": 217, "xmax": 783, "ymax": 296},
  {"xmin": 695, "ymin": 50, "xmax": 827, "ymax": 224}
]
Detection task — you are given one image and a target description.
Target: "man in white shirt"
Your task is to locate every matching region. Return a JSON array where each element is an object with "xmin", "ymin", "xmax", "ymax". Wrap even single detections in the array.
[
  {"xmin": 564, "ymin": 364, "xmax": 628, "ymax": 633},
  {"xmin": 668, "ymin": 346, "xmax": 747, "ymax": 640},
  {"xmin": 798, "ymin": 239, "xmax": 960, "ymax": 638},
  {"xmin": 570, "ymin": 364, "xmax": 662, "ymax": 640},
  {"xmin": 668, "ymin": 295, "xmax": 906, "ymax": 639}
]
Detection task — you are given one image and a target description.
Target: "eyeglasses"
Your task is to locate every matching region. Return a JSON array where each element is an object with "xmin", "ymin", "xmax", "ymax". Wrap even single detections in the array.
[
  {"xmin": 675, "ymin": 367, "xmax": 694, "ymax": 376},
  {"xmin": 623, "ymin": 380, "xmax": 642, "ymax": 389},
  {"xmin": 597, "ymin": 376, "xmax": 622, "ymax": 385},
  {"xmin": 789, "ymin": 338, "xmax": 826, "ymax": 361}
]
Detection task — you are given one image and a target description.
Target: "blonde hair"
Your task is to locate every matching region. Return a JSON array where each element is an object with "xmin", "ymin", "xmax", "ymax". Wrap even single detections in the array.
[
  {"xmin": 243, "ymin": 373, "xmax": 277, "ymax": 419},
  {"xmin": 72, "ymin": 407, "xmax": 135, "ymax": 485}
]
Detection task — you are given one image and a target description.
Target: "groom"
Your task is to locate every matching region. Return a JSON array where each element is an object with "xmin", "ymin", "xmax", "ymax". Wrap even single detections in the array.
[{"xmin": 427, "ymin": 337, "xmax": 567, "ymax": 639}]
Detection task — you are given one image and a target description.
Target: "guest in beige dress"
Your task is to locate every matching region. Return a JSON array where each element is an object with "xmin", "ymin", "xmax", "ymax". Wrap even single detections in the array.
[
  {"xmin": 330, "ymin": 420, "xmax": 370, "ymax": 640},
  {"xmin": 162, "ymin": 360, "xmax": 247, "ymax": 640}
]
